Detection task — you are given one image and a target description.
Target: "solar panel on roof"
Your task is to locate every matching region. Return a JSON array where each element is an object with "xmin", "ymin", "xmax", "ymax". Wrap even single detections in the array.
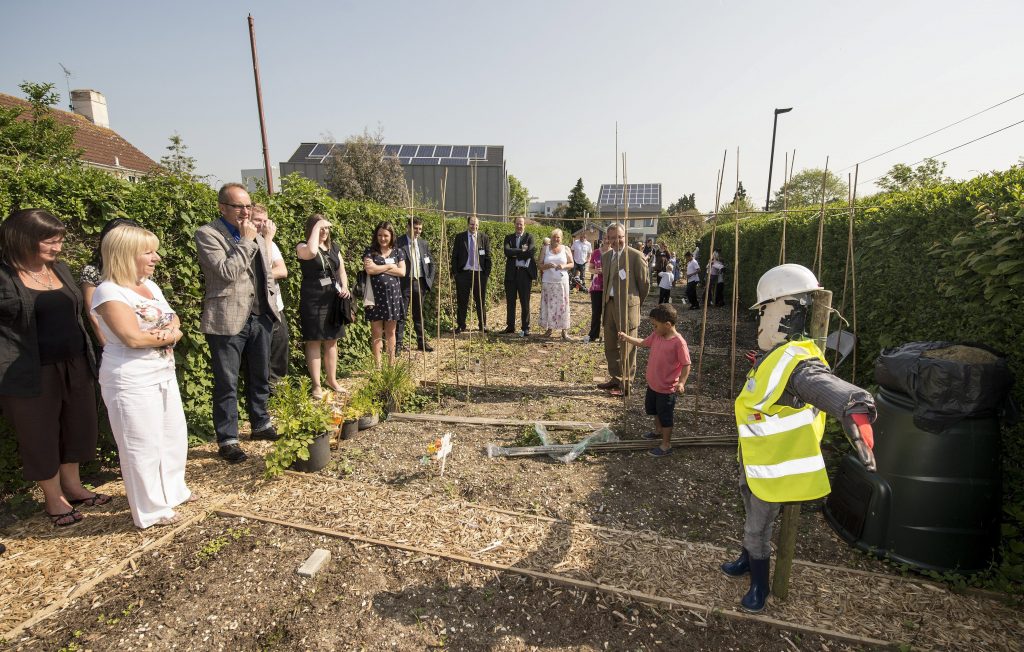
[
  {"xmin": 434, "ymin": 145, "xmax": 452, "ymax": 157},
  {"xmin": 399, "ymin": 158, "xmax": 412, "ymax": 165},
  {"xmin": 450, "ymin": 145, "xmax": 469, "ymax": 157},
  {"xmin": 399, "ymin": 145, "xmax": 417, "ymax": 157},
  {"xmin": 468, "ymin": 146, "xmax": 486, "ymax": 159},
  {"xmin": 411, "ymin": 157, "xmax": 439, "ymax": 165},
  {"xmin": 440, "ymin": 158, "xmax": 470, "ymax": 166},
  {"xmin": 416, "ymin": 145, "xmax": 435, "ymax": 157},
  {"xmin": 383, "ymin": 144, "xmax": 401, "ymax": 156},
  {"xmin": 307, "ymin": 143, "xmax": 332, "ymax": 158}
]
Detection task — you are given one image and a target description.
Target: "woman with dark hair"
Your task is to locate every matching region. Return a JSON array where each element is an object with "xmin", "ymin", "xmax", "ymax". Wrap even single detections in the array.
[
  {"xmin": 362, "ymin": 221, "xmax": 406, "ymax": 366},
  {"xmin": 296, "ymin": 214, "xmax": 350, "ymax": 399},
  {"xmin": 81, "ymin": 217, "xmax": 141, "ymax": 347},
  {"xmin": 0, "ymin": 208, "xmax": 105, "ymax": 527}
]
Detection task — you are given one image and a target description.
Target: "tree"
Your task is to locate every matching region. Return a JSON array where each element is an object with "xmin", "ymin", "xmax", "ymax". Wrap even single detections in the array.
[
  {"xmin": 324, "ymin": 129, "xmax": 409, "ymax": 207},
  {"xmin": 876, "ymin": 158, "xmax": 949, "ymax": 193},
  {"xmin": 0, "ymin": 81, "xmax": 81, "ymax": 165},
  {"xmin": 560, "ymin": 178, "xmax": 594, "ymax": 231},
  {"xmin": 733, "ymin": 181, "xmax": 748, "ymax": 203},
  {"xmin": 507, "ymin": 174, "xmax": 529, "ymax": 217},
  {"xmin": 160, "ymin": 132, "xmax": 197, "ymax": 176},
  {"xmin": 667, "ymin": 193, "xmax": 697, "ymax": 214},
  {"xmin": 769, "ymin": 168, "xmax": 848, "ymax": 210}
]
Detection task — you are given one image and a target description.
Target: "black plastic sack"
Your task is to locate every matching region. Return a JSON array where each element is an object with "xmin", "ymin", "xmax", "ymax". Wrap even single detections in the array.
[{"xmin": 874, "ymin": 341, "xmax": 1014, "ymax": 433}]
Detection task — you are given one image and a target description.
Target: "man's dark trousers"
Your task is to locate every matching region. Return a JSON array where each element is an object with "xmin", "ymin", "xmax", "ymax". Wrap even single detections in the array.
[
  {"xmin": 504, "ymin": 267, "xmax": 532, "ymax": 332},
  {"xmin": 268, "ymin": 317, "xmax": 289, "ymax": 386},
  {"xmin": 396, "ymin": 279, "xmax": 428, "ymax": 348},
  {"xmin": 206, "ymin": 313, "xmax": 273, "ymax": 447},
  {"xmin": 455, "ymin": 270, "xmax": 487, "ymax": 330}
]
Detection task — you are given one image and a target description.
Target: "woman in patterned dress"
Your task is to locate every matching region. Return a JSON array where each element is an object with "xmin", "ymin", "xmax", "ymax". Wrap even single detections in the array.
[
  {"xmin": 91, "ymin": 225, "xmax": 193, "ymax": 528},
  {"xmin": 362, "ymin": 221, "xmax": 406, "ymax": 367},
  {"xmin": 538, "ymin": 228, "xmax": 574, "ymax": 340}
]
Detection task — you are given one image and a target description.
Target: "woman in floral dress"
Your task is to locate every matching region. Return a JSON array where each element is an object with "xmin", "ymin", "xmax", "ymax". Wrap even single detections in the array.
[{"xmin": 538, "ymin": 228, "xmax": 574, "ymax": 339}]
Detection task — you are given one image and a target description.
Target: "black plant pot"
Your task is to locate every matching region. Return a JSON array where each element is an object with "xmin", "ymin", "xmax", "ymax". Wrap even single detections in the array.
[
  {"xmin": 358, "ymin": 414, "xmax": 379, "ymax": 430},
  {"xmin": 290, "ymin": 432, "xmax": 331, "ymax": 473},
  {"xmin": 341, "ymin": 419, "xmax": 359, "ymax": 440}
]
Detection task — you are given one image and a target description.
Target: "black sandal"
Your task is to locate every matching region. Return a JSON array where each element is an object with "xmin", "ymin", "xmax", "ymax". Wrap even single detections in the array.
[
  {"xmin": 47, "ymin": 508, "xmax": 83, "ymax": 527},
  {"xmin": 69, "ymin": 493, "xmax": 112, "ymax": 507}
]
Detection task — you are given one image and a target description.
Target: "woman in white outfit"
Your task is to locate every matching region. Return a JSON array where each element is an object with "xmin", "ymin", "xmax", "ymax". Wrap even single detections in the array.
[
  {"xmin": 538, "ymin": 228, "xmax": 574, "ymax": 339},
  {"xmin": 91, "ymin": 226, "xmax": 192, "ymax": 528}
]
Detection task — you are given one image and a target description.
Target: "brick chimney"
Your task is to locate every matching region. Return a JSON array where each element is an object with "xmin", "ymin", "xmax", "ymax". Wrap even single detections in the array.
[{"xmin": 70, "ymin": 89, "xmax": 109, "ymax": 129}]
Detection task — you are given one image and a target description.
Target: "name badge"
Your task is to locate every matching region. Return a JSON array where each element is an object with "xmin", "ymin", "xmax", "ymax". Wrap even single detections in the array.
[
  {"xmin": 618, "ymin": 269, "xmax": 627, "ymax": 280},
  {"xmin": 384, "ymin": 257, "xmax": 395, "ymax": 265},
  {"xmin": 478, "ymin": 249, "xmax": 486, "ymax": 256},
  {"xmin": 423, "ymin": 256, "xmax": 431, "ymax": 264},
  {"xmin": 319, "ymin": 277, "xmax": 332, "ymax": 287}
]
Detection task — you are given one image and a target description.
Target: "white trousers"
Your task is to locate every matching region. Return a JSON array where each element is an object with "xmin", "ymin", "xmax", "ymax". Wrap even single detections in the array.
[{"xmin": 101, "ymin": 378, "xmax": 191, "ymax": 528}]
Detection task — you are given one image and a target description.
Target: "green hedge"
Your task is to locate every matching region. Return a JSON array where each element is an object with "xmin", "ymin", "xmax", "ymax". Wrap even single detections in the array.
[
  {"xmin": 700, "ymin": 167, "xmax": 1024, "ymax": 590},
  {"xmin": 0, "ymin": 162, "xmax": 546, "ymax": 496}
]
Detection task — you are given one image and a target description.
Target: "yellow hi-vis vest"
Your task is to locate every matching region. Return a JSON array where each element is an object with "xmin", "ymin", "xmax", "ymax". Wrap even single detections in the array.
[{"xmin": 734, "ymin": 340, "xmax": 830, "ymax": 503}]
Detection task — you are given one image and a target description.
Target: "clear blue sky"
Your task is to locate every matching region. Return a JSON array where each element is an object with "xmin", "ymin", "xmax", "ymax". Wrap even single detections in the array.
[{"xmin": 2, "ymin": 0, "xmax": 1022, "ymax": 211}]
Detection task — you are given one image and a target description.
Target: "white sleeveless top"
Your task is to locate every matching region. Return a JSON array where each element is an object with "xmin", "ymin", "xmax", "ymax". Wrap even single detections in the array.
[{"xmin": 542, "ymin": 246, "xmax": 569, "ymax": 283}]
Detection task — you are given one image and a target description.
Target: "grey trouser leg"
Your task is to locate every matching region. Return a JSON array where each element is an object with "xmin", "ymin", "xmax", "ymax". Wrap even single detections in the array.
[{"xmin": 738, "ymin": 466, "xmax": 780, "ymax": 559}]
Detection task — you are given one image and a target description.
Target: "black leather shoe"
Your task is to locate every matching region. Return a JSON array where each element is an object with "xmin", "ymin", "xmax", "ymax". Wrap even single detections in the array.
[
  {"xmin": 251, "ymin": 424, "xmax": 278, "ymax": 441},
  {"xmin": 501, "ymin": 327, "xmax": 516, "ymax": 334},
  {"xmin": 218, "ymin": 444, "xmax": 248, "ymax": 464},
  {"xmin": 454, "ymin": 327, "xmax": 465, "ymax": 335},
  {"xmin": 417, "ymin": 343, "xmax": 434, "ymax": 352}
]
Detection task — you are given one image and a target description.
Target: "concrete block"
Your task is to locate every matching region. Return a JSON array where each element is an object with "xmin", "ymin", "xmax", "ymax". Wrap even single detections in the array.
[{"xmin": 297, "ymin": 548, "xmax": 331, "ymax": 577}]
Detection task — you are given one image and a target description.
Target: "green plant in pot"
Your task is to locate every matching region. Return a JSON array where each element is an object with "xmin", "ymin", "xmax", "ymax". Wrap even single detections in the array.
[
  {"xmin": 264, "ymin": 376, "xmax": 334, "ymax": 477},
  {"xmin": 364, "ymin": 358, "xmax": 417, "ymax": 415},
  {"xmin": 349, "ymin": 390, "xmax": 382, "ymax": 430}
]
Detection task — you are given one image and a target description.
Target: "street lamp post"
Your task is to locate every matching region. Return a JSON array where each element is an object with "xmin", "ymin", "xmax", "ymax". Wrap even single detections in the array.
[{"xmin": 765, "ymin": 107, "xmax": 793, "ymax": 212}]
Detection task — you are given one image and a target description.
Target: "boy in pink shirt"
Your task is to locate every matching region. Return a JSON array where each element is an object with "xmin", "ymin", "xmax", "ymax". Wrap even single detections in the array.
[{"xmin": 618, "ymin": 304, "xmax": 691, "ymax": 456}]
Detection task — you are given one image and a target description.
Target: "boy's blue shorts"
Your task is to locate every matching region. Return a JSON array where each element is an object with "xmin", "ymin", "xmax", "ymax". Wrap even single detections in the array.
[{"xmin": 645, "ymin": 386, "xmax": 676, "ymax": 427}]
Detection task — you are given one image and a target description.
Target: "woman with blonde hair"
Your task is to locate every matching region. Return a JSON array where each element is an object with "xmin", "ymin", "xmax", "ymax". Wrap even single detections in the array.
[
  {"xmin": 538, "ymin": 228, "xmax": 574, "ymax": 339},
  {"xmin": 91, "ymin": 225, "xmax": 193, "ymax": 528}
]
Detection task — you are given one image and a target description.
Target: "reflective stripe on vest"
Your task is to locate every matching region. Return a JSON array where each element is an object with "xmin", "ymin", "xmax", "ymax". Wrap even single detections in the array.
[{"xmin": 734, "ymin": 340, "xmax": 830, "ymax": 503}]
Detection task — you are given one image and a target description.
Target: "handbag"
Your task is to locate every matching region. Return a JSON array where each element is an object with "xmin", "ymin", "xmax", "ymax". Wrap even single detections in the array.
[
  {"xmin": 329, "ymin": 293, "xmax": 356, "ymax": 327},
  {"xmin": 354, "ymin": 270, "xmax": 368, "ymax": 299}
]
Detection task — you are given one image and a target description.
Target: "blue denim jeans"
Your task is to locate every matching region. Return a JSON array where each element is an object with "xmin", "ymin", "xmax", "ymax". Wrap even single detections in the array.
[{"xmin": 206, "ymin": 313, "xmax": 273, "ymax": 446}]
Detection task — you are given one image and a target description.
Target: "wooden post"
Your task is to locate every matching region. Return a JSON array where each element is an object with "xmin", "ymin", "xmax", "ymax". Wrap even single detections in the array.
[
  {"xmin": 773, "ymin": 288, "xmax": 832, "ymax": 600},
  {"xmin": 693, "ymin": 152, "xmax": 727, "ymax": 419}
]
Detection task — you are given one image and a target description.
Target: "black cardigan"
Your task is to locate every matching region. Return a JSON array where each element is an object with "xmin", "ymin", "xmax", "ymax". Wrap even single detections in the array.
[{"xmin": 0, "ymin": 260, "xmax": 97, "ymax": 397}]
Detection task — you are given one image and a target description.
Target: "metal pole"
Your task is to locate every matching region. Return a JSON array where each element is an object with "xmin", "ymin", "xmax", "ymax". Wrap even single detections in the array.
[
  {"xmin": 247, "ymin": 14, "xmax": 274, "ymax": 194},
  {"xmin": 764, "ymin": 107, "xmax": 792, "ymax": 211}
]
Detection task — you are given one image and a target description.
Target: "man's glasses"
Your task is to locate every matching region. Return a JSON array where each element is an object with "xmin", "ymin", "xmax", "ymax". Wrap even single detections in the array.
[{"xmin": 219, "ymin": 202, "xmax": 253, "ymax": 211}]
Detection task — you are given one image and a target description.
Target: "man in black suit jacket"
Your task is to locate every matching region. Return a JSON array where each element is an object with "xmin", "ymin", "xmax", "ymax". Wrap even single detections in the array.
[
  {"xmin": 396, "ymin": 215, "xmax": 437, "ymax": 351},
  {"xmin": 502, "ymin": 216, "xmax": 537, "ymax": 335},
  {"xmin": 450, "ymin": 215, "xmax": 491, "ymax": 333}
]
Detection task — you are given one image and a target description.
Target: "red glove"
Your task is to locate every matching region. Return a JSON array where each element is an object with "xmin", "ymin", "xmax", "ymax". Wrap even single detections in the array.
[{"xmin": 851, "ymin": 413, "xmax": 874, "ymax": 450}]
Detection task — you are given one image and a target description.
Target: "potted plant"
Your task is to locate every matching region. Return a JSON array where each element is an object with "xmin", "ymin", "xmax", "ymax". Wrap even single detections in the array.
[
  {"xmin": 348, "ymin": 389, "xmax": 381, "ymax": 430},
  {"xmin": 339, "ymin": 402, "xmax": 360, "ymax": 440},
  {"xmin": 365, "ymin": 359, "xmax": 417, "ymax": 415},
  {"xmin": 264, "ymin": 376, "xmax": 333, "ymax": 477}
]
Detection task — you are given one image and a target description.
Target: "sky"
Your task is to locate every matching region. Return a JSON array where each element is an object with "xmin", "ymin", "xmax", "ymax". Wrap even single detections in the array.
[{"xmin": 2, "ymin": 0, "xmax": 1022, "ymax": 213}]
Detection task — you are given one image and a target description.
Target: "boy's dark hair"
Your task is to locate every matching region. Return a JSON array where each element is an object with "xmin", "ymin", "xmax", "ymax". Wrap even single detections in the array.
[{"xmin": 650, "ymin": 304, "xmax": 677, "ymax": 324}]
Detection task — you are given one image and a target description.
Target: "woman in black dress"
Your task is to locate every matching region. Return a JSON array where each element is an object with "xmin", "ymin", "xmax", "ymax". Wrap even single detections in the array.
[
  {"xmin": 296, "ymin": 214, "xmax": 350, "ymax": 399},
  {"xmin": 362, "ymin": 221, "xmax": 406, "ymax": 367}
]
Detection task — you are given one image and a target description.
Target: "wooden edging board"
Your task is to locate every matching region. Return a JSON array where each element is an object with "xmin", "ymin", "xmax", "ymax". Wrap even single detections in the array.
[
  {"xmin": 213, "ymin": 508, "xmax": 894, "ymax": 649},
  {"xmin": 389, "ymin": 412, "xmax": 608, "ymax": 430}
]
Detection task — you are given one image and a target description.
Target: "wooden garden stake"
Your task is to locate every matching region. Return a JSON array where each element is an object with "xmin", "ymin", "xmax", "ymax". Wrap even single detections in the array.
[
  {"xmin": 407, "ymin": 179, "xmax": 416, "ymax": 367},
  {"xmin": 437, "ymin": 171, "xmax": 447, "ymax": 402},
  {"xmin": 620, "ymin": 153, "xmax": 630, "ymax": 407},
  {"xmin": 813, "ymin": 157, "xmax": 830, "ymax": 279},
  {"xmin": 693, "ymin": 151, "xmax": 727, "ymax": 419},
  {"xmin": 850, "ymin": 165, "xmax": 859, "ymax": 379},
  {"xmin": 772, "ymin": 288, "xmax": 832, "ymax": 600},
  {"xmin": 729, "ymin": 147, "xmax": 741, "ymax": 396}
]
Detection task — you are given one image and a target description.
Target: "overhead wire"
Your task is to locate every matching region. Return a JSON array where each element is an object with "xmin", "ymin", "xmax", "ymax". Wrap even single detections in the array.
[{"xmin": 838, "ymin": 90, "xmax": 1024, "ymax": 172}]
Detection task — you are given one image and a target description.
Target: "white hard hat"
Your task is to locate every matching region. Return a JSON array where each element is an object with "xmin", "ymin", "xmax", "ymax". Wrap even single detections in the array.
[{"xmin": 750, "ymin": 264, "xmax": 820, "ymax": 309}]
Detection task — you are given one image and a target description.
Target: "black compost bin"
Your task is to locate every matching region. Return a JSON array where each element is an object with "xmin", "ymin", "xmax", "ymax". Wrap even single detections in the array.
[{"xmin": 825, "ymin": 342, "xmax": 1010, "ymax": 574}]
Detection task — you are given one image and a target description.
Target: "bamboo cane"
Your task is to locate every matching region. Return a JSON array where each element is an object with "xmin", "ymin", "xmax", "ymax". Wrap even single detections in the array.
[
  {"xmin": 693, "ymin": 151, "xmax": 727, "ymax": 419},
  {"xmin": 813, "ymin": 157, "xmax": 830, "ymax": 279},
  {"xmin": 407, "ymin": 180, "xmax": 415, "ymax": 367},
  {"xmin": 620, "ymin": 153, "xmax": 630, "ymax": 407},
  {"xmin": 729, "ymin": 148, "xmax": 740, "ymax": 396},
  {"xmin": 436, "ymin": 171, "xmax": 447, "ymax": 403},
  {"xmin": 850, "ymin": 164, "xmax": 859, "ymax": 379},
  {"xmin": 779, "ymin": 150, "xmax": 790, "ymax": 264}
]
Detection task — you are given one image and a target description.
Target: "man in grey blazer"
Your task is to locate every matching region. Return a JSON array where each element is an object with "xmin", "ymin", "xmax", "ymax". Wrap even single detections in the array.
[{"xmin": 196, "ymin": 183, "xmax": 281, "ymax": 463}]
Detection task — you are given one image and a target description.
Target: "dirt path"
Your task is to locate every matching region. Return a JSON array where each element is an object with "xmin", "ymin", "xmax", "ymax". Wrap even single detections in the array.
[{"xmin": 3, "ymin": 285, "xmax": 1021, "ymax": 650}]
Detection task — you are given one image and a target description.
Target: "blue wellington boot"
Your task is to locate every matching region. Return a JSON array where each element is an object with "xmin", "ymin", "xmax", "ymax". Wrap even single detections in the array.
[
  {"xmin": 720, "ymin": 548, "xmax": 750, "ymax": 577},
  {"xmin": 739, "ymin": 557, "xmax": 771, "ymax": 613}
]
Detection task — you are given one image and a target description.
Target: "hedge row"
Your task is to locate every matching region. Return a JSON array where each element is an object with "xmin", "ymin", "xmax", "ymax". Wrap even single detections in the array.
[
  {"xmin": 0, "ymin": 162, "xmax": 548, "ymax": 496},
  {"xmin": 699, "ymin": 167, "xmax": 1024, "ymax": 589}
]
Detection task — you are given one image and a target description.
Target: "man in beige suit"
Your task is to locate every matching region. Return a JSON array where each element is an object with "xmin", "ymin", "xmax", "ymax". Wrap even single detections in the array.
[
  {"xmin": 195, "ymin": 183, "xmax": 281, "ymax": 464},
  {"xmin": 598, "ymin": 223, "xmax": 649, "ymax": 396}
]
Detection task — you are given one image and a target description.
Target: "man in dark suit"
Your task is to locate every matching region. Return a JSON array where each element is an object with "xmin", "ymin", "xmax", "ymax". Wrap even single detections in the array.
[
  {"xmin": 195, "ymin": 183, "xmax": 282, "ymax": 464},
  {"xmin": 396, "ymin": 215, "xmax": 436, "ymax": 352},
  {"xmin": 450, "ymin": 215, "xmax": 491, "ymax": 333},
  {"xmin": 501, "ymin": 216, "xmax": 536, "ymax": 335}
]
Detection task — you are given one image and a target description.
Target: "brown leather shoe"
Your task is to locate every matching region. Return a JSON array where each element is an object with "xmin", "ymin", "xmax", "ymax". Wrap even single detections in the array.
[{"xmin": 596, "ymin": 380, "xmax": 620, "ymax": 390}]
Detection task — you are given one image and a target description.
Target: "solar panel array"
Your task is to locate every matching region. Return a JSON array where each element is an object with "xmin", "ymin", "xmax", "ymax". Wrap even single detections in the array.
[
  {"xmin": 305, "ymin": 143, "xmax": 489, "ymax": 166},
  {"xmin": 597, "ymin": 184, "xmax": 662, "ymax": 208}
]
